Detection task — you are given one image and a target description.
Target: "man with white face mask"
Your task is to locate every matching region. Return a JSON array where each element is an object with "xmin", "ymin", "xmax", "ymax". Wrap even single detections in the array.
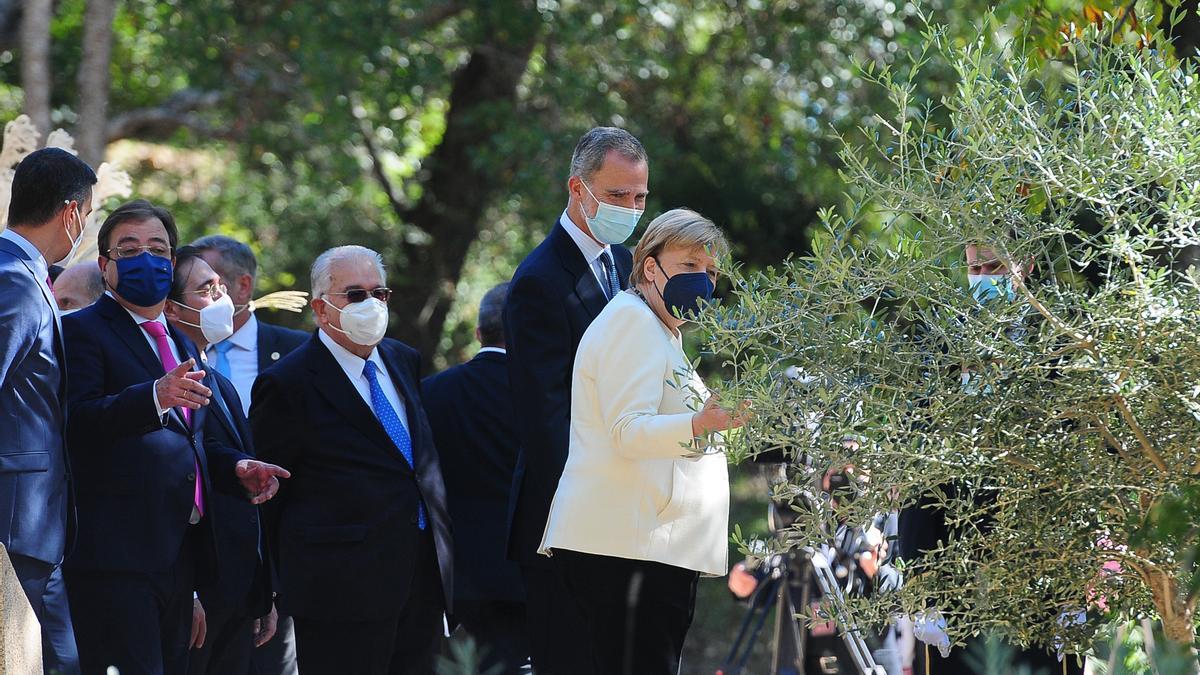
[
  {"xmin": 0, "ymin": 146, "xmax": 96, "ymax": 674},
  {"xmin": 249, "ymin": 245, "xmax": 453, "ymax": 675},
  {"xmin": 165, "ymin": 247, "xmax": 276, "ymax": 675},
  {"xmin": 504, "ymin": 126, "xmax": 647, "ymax": 674}
]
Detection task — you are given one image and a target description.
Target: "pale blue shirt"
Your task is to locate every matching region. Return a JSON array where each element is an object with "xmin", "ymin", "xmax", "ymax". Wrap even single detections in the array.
[
  {"xmin": 206, "ymin": 313, "xmax": 259, "ymax": 416},
  {"xmin": 558, "ymin": 211, "xmax": 614, "ymax": 296},
  {"xmin": 317, "ymin": 328, "xmax": 409, "ymax": 432}
]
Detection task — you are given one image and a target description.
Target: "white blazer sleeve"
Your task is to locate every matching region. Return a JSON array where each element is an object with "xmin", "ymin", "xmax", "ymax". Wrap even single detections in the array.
[{"xmin": 589, "ymin": 303, "xmax": 698, "ymax": 459}]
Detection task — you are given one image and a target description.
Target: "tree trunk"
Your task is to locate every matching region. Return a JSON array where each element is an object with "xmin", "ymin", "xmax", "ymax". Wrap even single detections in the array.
[
  {"xmin": 75, "ymin": 0, "xmax": 118, "ymax": 167},
  {"xmin": 19, "ymin": 0, "xmax": 52, "ymax": 138},
  {"xmin": 382, "ymin": 3, "xmax": 542, "ymax": 364}
]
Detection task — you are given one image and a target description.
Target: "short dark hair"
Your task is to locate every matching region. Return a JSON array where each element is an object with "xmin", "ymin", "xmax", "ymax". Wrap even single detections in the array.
[
  {"xmin": 478, "ymin": 282, "xmax": 510, "ymax": 347},
  {"xmin": 169, "ymin": 245, "xmax": 205, "ymax": 303},
  {"xmin": 7, "ymin": 148, "xmax": 97, "ymax": 228},
  {"xmin": 190, "ymin": 234, "xmax": 257, "ymax": 282},
  {"xmin": 97, "ymin": 199, "xmax": 179, "ymax": 258}
]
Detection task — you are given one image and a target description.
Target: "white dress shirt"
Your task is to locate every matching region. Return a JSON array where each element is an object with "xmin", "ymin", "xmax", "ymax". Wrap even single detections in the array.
[
  {"xmin": 206, "ymin": 313, "xmax": 260, "ymax": 416},
  {"xmin": 559, "ymin": 211, "xmax": 616, "ymax": 297},
  {"xmin": 539, "ymin": 291, "xmax": 730, "ymax": 576},
  {"xmin": 477, "ymin": 346, "xmax": 507, "ymax": 356},
  {"xmin": 317, "ymin": 328, "xmax": 409, "ymax": 432}
]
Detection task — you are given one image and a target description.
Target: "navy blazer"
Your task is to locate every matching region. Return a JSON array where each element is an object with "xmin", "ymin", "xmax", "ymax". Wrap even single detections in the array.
[
  {"xmin": 62, "ymin": 294, "xmax": 251, "ymax": 578},
  {"xmin": 198, "ymin": 369, "xmax": 272, "ymax": 617},
  {"xmin": 422, "ymin": 350, "xmax": 523, "ymax": 605},
  {"xmin": 255, "ymin": 320, "xmax": 308, "ymax": 375},
  {"xmin": 250, "ymin": 334, "xmax": 453, "ymax": 622},
  {"xmin": 502, "ymin": 221, "xmax": 632, "ymax": 564},
  {"xmin": 0, "ymin": 237, "xmax": 73, "ymax": 565}
]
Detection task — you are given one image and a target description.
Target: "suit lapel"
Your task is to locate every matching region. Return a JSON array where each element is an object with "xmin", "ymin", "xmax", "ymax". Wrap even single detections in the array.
[
  {"xmin": 256, "ymin": 321, "xmax": 274, "ymax": 373},
  {"xmin": 550, "ymin": 223, "xmax": 609, "ymax": 318},
  {"xmin": 378, "ymin": 343, "xmax": 423, "ymax": 462},
  {"xmin": 0, "ymin": 239, "xmax": 66, "ymax": 358},
  {"xmin": 97, "ymin": 295, "xmax": 170, "ymax": 378},
  {"xmin": 309, "ymin": 338, "xmax": 411, "ymax": 470}
]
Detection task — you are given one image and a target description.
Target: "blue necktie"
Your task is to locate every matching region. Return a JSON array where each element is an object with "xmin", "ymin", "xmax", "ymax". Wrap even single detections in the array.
[
  {"xmin": 600, "ymin": 250, "xmax": 620, "ymax": 300},
  {"xmin": 211, "ymin": 340, "xmax": 234, "ymax": 380},
  {"xmin": 363, "ymin": 361, "xmax": 426, "ymax": 530}
]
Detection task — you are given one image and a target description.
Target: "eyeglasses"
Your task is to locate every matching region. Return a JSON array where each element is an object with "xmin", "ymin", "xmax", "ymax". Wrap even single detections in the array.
[
  {"xmin": 327, "ymin": 287, "xmax": 391, "ymax": 304},
  {"xmin": 187, "ymin": 283, "xmax": 227, "ymax": 301},
  {"xmin": 106, "ymin": 244, "xmax": 172, "ymax": 260}
]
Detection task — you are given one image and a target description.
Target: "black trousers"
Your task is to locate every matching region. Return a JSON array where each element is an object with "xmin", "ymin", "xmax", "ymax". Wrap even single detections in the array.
[
  {"xmin": 455, "ymin": 600, "xmax": 530, "ymax": 675},
  {"xmin": 10, "ymin": 554, "xmax": 79, "ymax": 675},
  {"xmin": 521, "ymin": 561, "xmax": 596, "ymax": 675},
  {"xmin": 66, "ymin": 530, "xmax": 198, "ymax": 675},
  {"xmin": 251, "ymin": 612, "xmax": 297, "ymax": 675},
  {"xmin": 292, "ymin": 531, "xmax": 444, "ymax": 675},
  {"xmin": 186, "ymin": 596, "xmax": 254, "ymax": 675},
  {"xmin": 554, "ymin": 549, "xmax": 699, "ymax": 675}
]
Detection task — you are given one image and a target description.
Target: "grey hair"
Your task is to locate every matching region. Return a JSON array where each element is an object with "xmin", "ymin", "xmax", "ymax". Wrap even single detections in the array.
[
  {"xmin": 190, "ymin": 234, "xmax": 258, "ymax": 283},
  {"xmin": 310, "ymin": 245, "xmax": 387, "ymax": 299},
  {"xmin": 477, "ymin": 282, "xmax": 510, "ymax": 347},
  {"xmin": 568, "ymin": 127, "xmax": 648, "ymax": 182}
]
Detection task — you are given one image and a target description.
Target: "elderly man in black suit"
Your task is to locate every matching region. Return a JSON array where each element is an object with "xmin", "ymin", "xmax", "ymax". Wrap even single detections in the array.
[
  {"xmin": 251, "ymin": 245, "xmax": 453, "ymax": 675},
  {"xmin": 503, "ymin": 126, "xmax": 646, "ymax": 674},
  {"xmin": 423, "ymin": 282, "xmax": 527, "ymax": 674}
]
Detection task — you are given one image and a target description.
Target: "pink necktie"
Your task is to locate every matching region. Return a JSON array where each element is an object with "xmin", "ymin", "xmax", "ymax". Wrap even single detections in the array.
[{"xmin": 140, "ymin": 320, "xmax": 204, "ymax": 518}]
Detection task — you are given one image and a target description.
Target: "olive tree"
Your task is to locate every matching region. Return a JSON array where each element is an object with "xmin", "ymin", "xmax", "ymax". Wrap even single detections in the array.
[{"xmin": 699, "ymin": 10, "xmax": 1200, "ymax": 656}]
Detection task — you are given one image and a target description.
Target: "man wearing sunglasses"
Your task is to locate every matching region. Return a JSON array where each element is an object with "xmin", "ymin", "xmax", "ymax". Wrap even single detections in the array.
[
  {"xmin": 61, "ymin": 200, "xmax": 291, "ymax": 675},
  {"xmin": 249, "ymin": 245, "xmax": 453, "ymax": 675}
]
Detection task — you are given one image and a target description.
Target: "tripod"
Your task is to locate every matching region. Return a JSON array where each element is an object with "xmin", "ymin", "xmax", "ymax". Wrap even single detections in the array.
[{"xmin": 718, "ymin": 548, "xmax": 886, "ymax": 675}]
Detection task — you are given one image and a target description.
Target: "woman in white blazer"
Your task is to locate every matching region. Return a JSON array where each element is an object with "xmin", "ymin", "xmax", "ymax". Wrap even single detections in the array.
[{"xmin": 540, "ymin": 208, "xmax": 747, "ymax": 675}]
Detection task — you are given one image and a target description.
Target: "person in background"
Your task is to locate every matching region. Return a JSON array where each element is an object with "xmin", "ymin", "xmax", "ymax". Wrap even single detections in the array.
[
  {"xmin": 165, "ymin": 247, "xmax": 275, "ymax": 675},
  {"xmin": 251, "ymin": 245, "xmax": 453, "ymax": 675},
  {"xmin": 190, "ymin": 234, "xmax": 306, "ymax": 675},
  {"xmin": 541, "ymin": 208, "xmax": 747, "ymax": 675},
  {"xmin": 52, "ymin": 263, "xmax": 105, "ymax": 314},
  {"xmin": 0, "ymin": 147, "xmax": 96, "ymax": 674},
  {"xmin": 423, "ymin": 282, "xmax": 528, "ymax": 674},
  {"xmin": 62, "ymin": 200, "xmax": 289, "ymax": 675},
  {"xmin": 504, "ymin": 126, "xmax": 646, "ymax": 674}
]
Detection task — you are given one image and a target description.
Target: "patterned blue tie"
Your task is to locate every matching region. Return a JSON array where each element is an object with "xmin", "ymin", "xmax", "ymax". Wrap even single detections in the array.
[
  {"xmin": 363, "ymin": 361, "xmax": 426, "ymax": 530},
  {"xmin": 600, "ymin": 250, "xmax": 620, "ymax": 300},
  {"xmin": 211, "ymin": 340, "xmax": 234, "ymax": 380}
]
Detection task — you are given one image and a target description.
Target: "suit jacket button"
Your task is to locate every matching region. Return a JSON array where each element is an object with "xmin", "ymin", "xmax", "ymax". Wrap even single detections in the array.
[
  {"xmin": 271, "ymin": 351, "xmax": 281, "ymax": 361},
  {"xmin": 187, "ymin": 472, "xmax": 196, "ymax": 481},
  {"xmin": 410, "ymin": 514, "xmax": 418, "ymax": 524}
]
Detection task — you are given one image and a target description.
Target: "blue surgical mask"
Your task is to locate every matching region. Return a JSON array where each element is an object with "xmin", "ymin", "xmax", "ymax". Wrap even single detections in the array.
[
  {"xmin": 653, "ymin": 257, "xmax": 715, "ymax": 320},
  {"xmin": 968, "ymin": 273, "xmax": 1015, "ymax": 304},
  {"xmin": 580, "ymin": 181, "xmax": 643, "ymax": 245},
  {"xmin": 112, "ymin": 252, "xmax": 174, "ymax": 307}
]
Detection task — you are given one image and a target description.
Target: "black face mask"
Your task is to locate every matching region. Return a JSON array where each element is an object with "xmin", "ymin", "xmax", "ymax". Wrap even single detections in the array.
[{"xmin": 652, "ymin": 256, "xmax": 715, "ymax": 320}]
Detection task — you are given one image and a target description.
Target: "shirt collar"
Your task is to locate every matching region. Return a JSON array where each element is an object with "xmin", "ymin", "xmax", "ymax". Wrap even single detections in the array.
[
  {"xmin": 317, "ymin": 326, "xmax": 383, "ymax": 379},
  {"xmin": 558, "ymin": 210, "xmax": 610, "ymax": 265},
  {"xmin": 477, "ymin": 346, "xmax": 507, "ymax": 355},
  {"xmin": 106, "ymin": 290, "xmax": 170, "ymax": 331},
  {"xmin": 0, "ymin": 228, "xmax": 48, "ymax": 273},
  {"xmin": 225, "ymin": 313, "xmax": 258, "ymax": 350}
]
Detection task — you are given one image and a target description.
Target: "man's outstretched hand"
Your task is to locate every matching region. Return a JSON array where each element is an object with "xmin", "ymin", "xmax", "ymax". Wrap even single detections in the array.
[{"xmin": 235, "ymin": 460, "xmax": 291, "ymax": 504}]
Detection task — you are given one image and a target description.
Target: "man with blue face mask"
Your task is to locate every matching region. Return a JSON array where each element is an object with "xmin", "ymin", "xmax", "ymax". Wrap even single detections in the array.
[
  {"xmin": 62, "ymin": 200, "xmax": 290, "ymax": 675},
  {"xmin": 504, "ymin": 127, "xmax": 648, "ymax": 674}
]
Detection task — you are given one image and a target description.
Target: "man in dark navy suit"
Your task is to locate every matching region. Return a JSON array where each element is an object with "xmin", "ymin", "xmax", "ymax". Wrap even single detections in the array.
[
  {"xmin": 251, "ymin": 245, "xmax": 453, "ymax": 675},
  {"xmin": 0, "ymin": 147, "xmax": 95, "ymax": 674},
  {"xmin": 503, "ymin": 127, "xmax": 646, "ymax": 673},
  {"xmin": 190, "ymin": 234, "xmax": 306, "ymax": 674},
  {"xmin": 165, "ymin": 247, "xmax": 274, "ymax": 675},
  {"xmin": 423, "ymin": 282, "xmax": 528, "ymax": 674},
  {"xmin": 62, "ymin": 201, "xmax": 290, "ymax": 675}
]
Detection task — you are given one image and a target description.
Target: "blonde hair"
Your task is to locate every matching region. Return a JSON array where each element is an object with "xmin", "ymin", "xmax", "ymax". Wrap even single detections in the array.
[{"xmin": 630, "ymin": 208, "xmax": 729, "ymax": 286}]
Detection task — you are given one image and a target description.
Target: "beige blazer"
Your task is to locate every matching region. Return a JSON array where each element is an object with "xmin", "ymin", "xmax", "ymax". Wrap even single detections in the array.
[{"xmin": 539, "ymin": 290, "xmax": 730, "ymax": 576}]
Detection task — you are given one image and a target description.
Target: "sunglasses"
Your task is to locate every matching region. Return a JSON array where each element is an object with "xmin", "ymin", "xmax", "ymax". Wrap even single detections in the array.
[{"xmin": 327, "ymin": 287, "xmax": 392, "ymax": 304}]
